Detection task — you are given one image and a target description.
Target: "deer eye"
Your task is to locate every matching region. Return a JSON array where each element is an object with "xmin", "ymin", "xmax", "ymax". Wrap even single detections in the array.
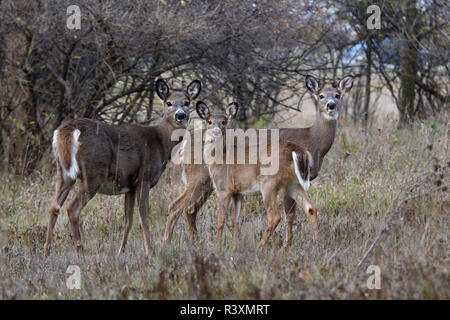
[
  {"xmin": 184, "ymin": 101, "xmax": 190, "ymax": 106},
  {"xmin": 208, "ymin": 120, "xmax": 212, "ymax": 125},
  {"xmin": 319, "ymin": 94, "xmax": 324, "ymax": 99},
  {"xmin": 167, "ymin": 101, "xmax": 172, "ymax": 107},
  {"xmin": 221, "ymin": 121, "xmax": 225, "ymax": 125},
  {"xmin": 335, "ymin": 94, "xmax": 340, "ymax": 99}
]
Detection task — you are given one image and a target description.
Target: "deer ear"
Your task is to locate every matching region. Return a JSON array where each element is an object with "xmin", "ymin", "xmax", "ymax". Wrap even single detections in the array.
[
  {"xmin": 305, "ymin": 75, "xmax": 320, "ymax": 93},
  {"xmin": 225, "ymin": 102, "xmax": 238, "ymax": 120},
  {"xmin": 339, "ymin": 75, "xmax": 354, "ymax": 92},
  {"xmin": 186, "ymin": 80, "xmax": 202, "ymax": 100},
  {"xmin": 196, "ymin": 101, "xmax": 209, "ymax": 120},
  {"xmin": 155, "ymin": 79, "xmax": 170, "ymax": 101}
]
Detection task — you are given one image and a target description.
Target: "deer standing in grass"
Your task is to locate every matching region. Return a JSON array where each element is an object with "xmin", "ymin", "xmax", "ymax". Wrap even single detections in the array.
[
  {"xmin": 44, "ymin": 79, "xmax": 201, "ymax": 257},
  {"xmin": 195, "ymin": 102, "xmax": 316, "ymax": 249},
  {"xmin": 163, "ymin": 75, "xmax": 354, "ymax": 246}
]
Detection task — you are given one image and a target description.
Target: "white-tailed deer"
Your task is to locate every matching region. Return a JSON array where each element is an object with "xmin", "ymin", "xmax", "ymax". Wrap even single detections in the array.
[
  {"xmin": 163, "ymin": 126, "xmax": 215, "ymax": 242},
  {"xmin": 282, "ymin": 74, "xmax": 354, "ymax": 245},
  {"xmin": 163, "ymin": 108, "xmax": 239, "ymax": 243},
  {"xmin": 163, "ymin": 75, "xmax": 353, "ymax": 246},
  {"xmin": 194, "ymin": 102, "xmax": 316, "ymax": 249},
  {"xmin": 44, "ymin": 79, "xmax": 201, "ymax": 257}
]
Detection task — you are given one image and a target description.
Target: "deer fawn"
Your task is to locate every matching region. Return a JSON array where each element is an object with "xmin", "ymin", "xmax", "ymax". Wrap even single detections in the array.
[
  {"xmin": 195, "ymin": 102, "xmax": 316, "ymax": 250},
  {"xmin": 163, "ymin": 129, "xmax": 215, "ymax": 243},
  {"xmin": 43, "ymin": 79, "xmax": 201, "ymax": 257},
  {"xmin": 163, "ymin": 75, "xmax": 353, "ymax": 247}
]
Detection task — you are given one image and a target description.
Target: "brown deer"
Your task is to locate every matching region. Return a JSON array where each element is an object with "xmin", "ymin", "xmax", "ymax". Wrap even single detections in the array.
[
  {"xmin": 163, "ymin": 75, "xmax": 353, "ymax": 246},
  {"xmin": 194, "ymin": 101, "xmax": 316, "ymax": 249},
  {"xmin": 43, "ymin": 79, "xmax": 201, "ymax": 257}
]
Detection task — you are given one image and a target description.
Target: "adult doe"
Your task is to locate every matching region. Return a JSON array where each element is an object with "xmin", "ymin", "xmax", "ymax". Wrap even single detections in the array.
[{"xmin": 44, "ymin": 79, "xmax": 201, "ymax": 257}]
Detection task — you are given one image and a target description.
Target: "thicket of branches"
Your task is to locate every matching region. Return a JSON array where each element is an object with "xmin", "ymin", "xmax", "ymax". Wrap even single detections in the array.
[{"xmin": 0, "ymin": 0, "xmax": 448, "ymax": 173}]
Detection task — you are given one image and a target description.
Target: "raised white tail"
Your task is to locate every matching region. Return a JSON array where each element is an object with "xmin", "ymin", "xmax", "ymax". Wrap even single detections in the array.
[
  {"xmin": 52, "ymin": 129, "xmax": 80, "ymax": 181},
  {"xmin": 292, "ymin": 150, "xmax": 312, "ymax": 192}
]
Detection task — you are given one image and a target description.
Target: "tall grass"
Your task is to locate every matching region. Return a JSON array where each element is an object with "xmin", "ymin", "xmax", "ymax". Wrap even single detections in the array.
[{"xmin": 0, "ymin": 117, "xmax": 448, "ymax": 299}]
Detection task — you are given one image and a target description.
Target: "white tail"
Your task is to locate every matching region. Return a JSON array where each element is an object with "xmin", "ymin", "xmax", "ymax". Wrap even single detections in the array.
[
  {"xmin": 53, "ymin": 129, "xmax": 80, "ymax": 181},
  {"xmin": 292, "ymin": 150, "xmax": 312, "ymax": 192}
]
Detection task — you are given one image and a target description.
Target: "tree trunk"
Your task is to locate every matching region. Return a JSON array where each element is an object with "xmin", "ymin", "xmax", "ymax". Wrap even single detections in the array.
[
  {"xmin": 399, "ymin": 0, "xmax": 419, "ymax": 128},
  {"xmin": 146, "ymin": 78, "xmax": 155, "ymax": 121},
  {"xmin": 363, "ymin": 38, "xmax": 372, "ymax": 130},
  {"xmin": 0, "ymin": 21, "xmax": 32, "ymax": 173},
  {"xmin": 234, "ymin": 81, "xmax": 248, "ymax": 129}
]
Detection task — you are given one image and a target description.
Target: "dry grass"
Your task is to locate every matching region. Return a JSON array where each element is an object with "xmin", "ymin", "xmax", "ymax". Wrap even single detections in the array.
[{"xmin": 0, "ymin": 117, "xmax": 448, "ymax": 299}]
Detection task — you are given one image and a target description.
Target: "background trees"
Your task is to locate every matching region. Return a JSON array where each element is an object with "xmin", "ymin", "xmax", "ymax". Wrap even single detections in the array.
[
  {"xmin": 335, "ymin": 0, "xmax": 449, "ymax": 126},
  {"xmin": 0, "ymin": 0, "xmax": 448, "ymax": 173}
]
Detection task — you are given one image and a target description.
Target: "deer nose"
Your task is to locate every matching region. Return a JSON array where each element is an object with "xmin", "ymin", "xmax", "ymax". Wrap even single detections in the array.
[
  {"xmin": 327, "ymin": 101, "xmax": 336, "ymax": 111},
  {"xmin": 175, "ymin": 112, "xmax": 187, "ymax": 122},
  {"xmin": 212, "ymin": 127, "xmax": 222, "ymax": 137}
]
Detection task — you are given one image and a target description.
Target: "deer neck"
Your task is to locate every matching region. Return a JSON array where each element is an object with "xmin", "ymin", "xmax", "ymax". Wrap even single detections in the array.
[
  {"xmin": 301, "ymin": 111, "xmax": 337, "ymax": 178},
  {"xmin": 203, "ymin": 132, "xmax": 218, "ymax": 166},
  {"xmin": 313, "ymin": 112, "xmax": 337, "ymax": 159},
  {"xmin": 151, "ymin": 117, "xmax": 185, "ymax": 161}
]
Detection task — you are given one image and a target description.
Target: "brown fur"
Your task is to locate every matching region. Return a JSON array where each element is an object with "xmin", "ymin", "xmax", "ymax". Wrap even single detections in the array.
[
  {"xmin": 55, "ymin": 126, "xmax": 76, "ymax": 172},
  {"xmin": 44, "ymin": 79, "xmax": 201, "ymax": 258}
]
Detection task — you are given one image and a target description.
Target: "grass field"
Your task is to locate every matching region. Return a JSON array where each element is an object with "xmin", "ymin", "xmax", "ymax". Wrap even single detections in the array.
[{"xmin": 0, "ymin": 117, "xmax": 448, "ymax": 299}]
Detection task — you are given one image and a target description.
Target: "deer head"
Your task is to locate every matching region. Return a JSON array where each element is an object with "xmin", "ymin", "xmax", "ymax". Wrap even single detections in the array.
[
  {"xmin": 196, "ymin": 101, "xmax": 239, "ymax": 138},
  {"xmin": 156, "ymin": 79, "xmax": 202, "ymax": 127},
  {"xmin": 306, "ymin": 75, "xmax": 354, "ymax": 121}
]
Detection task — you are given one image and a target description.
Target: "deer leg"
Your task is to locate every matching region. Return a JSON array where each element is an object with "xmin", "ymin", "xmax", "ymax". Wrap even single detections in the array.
[
  {"xmin": 163, "ymin": 190, "xmax": 186, "ymax": 244},
  {"xmin": 216, "ymin": 192, "xmax": 231, "ymax": 247},
  {"xmin": 66, "ymin": 183, "xmax": 99, "ymax": 257},
  {"xmin": 44, "ymin": 166, "xmax": 75, "ymax": 258},
  {"xmin": 137, "ymin": 183, "xmax": 152, "ymax": 255},
  {"xmin": 164, "ymin": 181, "xmax": 212, "ymax": 244},
  {"xmin": 184, "ymin": 186, "xmax": 212, "ymax": 241},
  {"xmin": 118, "ymin": 192, "xmax": 136, "ymax": 254},
  {"xmin": 283, "ymin": 194, "xmax": 297, "ymax": 247},
  {"xmin": 295, "ymin": 187, "xmax": 319, "ymax": 243},
  {"xmin": 184, "ymin": 210, "xmax": 198, "ymax": 240},
  {"xmin": 230, "ymin": 195, "xmax": 242, "ymax": 251},
  {"xmin": 258, "ymin": 186, "xmax": 282, "ymax": 249}
]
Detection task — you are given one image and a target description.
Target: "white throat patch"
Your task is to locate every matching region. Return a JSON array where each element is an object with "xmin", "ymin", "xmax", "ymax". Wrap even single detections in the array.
[{"xmin": 323, "ymin": 111, "xmax": 338, "ymax": 121}]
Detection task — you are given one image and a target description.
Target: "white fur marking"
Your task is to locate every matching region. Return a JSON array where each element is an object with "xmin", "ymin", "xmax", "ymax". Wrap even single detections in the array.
[
  {"xmin": 323, "ymin": 111, "xmax": 339, "ymax": 121},
  {"xmin": 52, "ymin": 129, "xmax": 58, "ymax": 157},
  {"xmin": 179, "ymin": 140, "xmax": 187, "ymax": 184},
  {"xmin": 308, "ymin": 151, "xmax": 314, "ymax": 170},
  {"xmin": 292, "ymin": 151, "xmax": 310, "ymax": 191},
  {"xmin": 181, "ymin": 166, "xmax": 187, "ymax": 185},
  {"xmin": 65, "ymin": 129, "xmax": 80, "ymax": 180}
]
